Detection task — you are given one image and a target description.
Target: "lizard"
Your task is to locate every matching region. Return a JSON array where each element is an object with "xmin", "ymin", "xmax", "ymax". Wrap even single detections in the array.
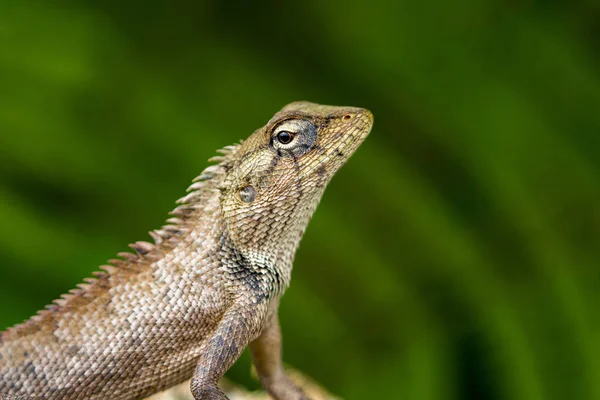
[{"xmin": 0, "ymin": 101, "xmax": 373, "ymax": 400}]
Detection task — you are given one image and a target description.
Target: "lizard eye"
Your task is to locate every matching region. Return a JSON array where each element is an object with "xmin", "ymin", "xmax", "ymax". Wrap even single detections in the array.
[
  {"xmin": 276, "ymin": 131, "xmax": 295, "ymax": 144},
  {"xmin": 271, "ymin": 119, "xmax": 317, "ymax": 156}
]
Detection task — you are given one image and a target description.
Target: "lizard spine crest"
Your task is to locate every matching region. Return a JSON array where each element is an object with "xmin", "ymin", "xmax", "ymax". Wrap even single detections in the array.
[{"xmin": 1, "ymin": 143, "xmax": 242, "ymax": 339}]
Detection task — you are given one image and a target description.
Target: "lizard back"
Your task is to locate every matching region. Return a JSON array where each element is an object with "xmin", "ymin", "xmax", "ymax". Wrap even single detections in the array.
[{"xmin": 0, "ymin": 145, "xmax": 236, "ymax": 399}]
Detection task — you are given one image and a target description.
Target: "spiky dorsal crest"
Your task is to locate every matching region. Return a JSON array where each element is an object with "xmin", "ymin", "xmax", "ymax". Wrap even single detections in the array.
[{"xmin": 3, "ymin": 143, "xmax": 242, "ymax": 338}]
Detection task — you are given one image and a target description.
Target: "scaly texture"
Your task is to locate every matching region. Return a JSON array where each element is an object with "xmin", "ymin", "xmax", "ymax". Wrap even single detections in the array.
[{"xmin": 0, "ymin": 102, "xmax": 373, "ymax": 400}]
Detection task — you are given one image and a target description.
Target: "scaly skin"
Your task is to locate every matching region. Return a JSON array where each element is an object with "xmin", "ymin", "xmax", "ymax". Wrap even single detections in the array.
[{"xmin": 0, "ymin": 102, "xmax": 373, "ymax": 400}]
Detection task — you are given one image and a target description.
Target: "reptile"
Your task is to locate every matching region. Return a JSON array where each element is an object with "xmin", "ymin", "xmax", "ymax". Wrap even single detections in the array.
[{"xmin": 0, "ymin": 101, "xmax": 373, "ymax": 400}]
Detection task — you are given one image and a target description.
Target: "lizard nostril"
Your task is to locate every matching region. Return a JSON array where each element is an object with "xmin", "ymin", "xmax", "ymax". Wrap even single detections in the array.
[
  {"xmin": 239, "ymin": 185, "xmax": 257, "ymax": 203},
  {"xmin": 343, "ymin": 114, "xmax": 353, "ymax": 121}
]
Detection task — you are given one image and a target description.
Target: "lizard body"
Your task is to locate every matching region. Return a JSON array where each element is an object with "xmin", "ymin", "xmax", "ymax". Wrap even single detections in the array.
[{"xmin": 0, "ymin": 102, "xmax": 373, "ymax": 400}]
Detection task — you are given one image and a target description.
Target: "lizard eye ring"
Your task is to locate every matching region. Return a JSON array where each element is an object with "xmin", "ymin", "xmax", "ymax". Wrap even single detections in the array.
[
  {"xmin": 271, "ymin": 119, "xmax": 316, "ymax": 156},
  {"xmin": 276, "ymin": 131, "xmax": 294, "ymax": 144}
]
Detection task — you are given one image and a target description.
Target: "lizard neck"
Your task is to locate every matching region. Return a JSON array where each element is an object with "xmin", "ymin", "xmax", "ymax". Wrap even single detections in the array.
[
  {"xmin": 220, "ymin": 185, "xmax": 327, "ymax": 297},
  {"xmin": 218, "ymin": 229, "xmax": 292, "ymax": 298}
]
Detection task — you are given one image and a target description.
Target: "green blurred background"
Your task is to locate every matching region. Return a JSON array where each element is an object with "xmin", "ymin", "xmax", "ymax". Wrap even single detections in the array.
[{"xmin": 1, "ymin": 1, "xmax": 599, "ymax": 399}]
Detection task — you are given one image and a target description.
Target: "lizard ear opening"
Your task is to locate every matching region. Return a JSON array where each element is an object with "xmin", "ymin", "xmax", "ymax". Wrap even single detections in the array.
[{"xmin": 239, "ymin": 185, "xmax": 257, "ymax": 203}]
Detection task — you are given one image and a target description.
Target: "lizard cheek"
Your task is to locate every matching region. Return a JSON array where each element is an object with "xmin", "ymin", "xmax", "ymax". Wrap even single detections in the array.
[{"xmin": 239, "ymin": 185, "xmax": 258, "ymax": 203}]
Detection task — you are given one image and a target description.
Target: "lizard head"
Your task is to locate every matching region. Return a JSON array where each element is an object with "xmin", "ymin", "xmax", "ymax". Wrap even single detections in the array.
[{"xmin": 219, "ymin": 101, "xmax": 373, "ymax": 280}]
